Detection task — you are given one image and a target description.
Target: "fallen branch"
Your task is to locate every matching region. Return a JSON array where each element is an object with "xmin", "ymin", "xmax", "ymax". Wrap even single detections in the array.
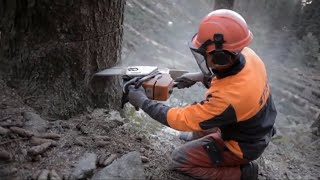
[
  {"xmin": 0, "ymin": 116, "xmax": 11, "ymax": 122},
  {"xmin": 9, "ymin": 127, "xmax": 34, "ymax": 137},
  {"xmin": 36, "ymin": 133, "xmax": 61, "ymax": 140},
  {"xmin": 0, "ymin": 138, "xmax": 28, "ymax": 146},
  {"xmin": 0, "ymin": 121, "xmax": 24, "ymax": 128}
]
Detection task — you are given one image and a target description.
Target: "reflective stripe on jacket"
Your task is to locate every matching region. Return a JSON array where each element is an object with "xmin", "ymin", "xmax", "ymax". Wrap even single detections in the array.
[{"xmin": 166, "ymin": 47, "xmax": 277, "ymax": 160}]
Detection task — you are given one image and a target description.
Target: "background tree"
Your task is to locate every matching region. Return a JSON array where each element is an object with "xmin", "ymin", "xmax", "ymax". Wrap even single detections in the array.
[
  {"xmin": 213, "ymin": 0, "xmax": 234, "ymax": 9},
  {"xmin": 293, "ymin": 0, "xmax": 320, "ymax": 40},
  {"xmin": 0, "ymin": 0, "xmax": 125, "ymax": 118}
]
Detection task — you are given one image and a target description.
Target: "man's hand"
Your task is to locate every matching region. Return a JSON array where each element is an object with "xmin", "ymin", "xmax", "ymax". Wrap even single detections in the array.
[
  {"xmin": 174, "ymin": 72, "xmax": 204, "ymax": 89},
  {"xmin": 128, "ymin": 85, "xmax": 148, "ymax": 109}
]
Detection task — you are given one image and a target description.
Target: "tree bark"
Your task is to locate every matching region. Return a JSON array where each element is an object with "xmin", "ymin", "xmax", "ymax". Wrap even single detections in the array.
[{"xmin": 0, "ymin": 0, "xmax": 125, "ymax": 118}]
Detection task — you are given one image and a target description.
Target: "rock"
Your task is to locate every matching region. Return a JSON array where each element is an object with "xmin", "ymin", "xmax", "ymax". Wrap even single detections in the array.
[
  {"xmin": 23, "ymin": 112, "xmax": 48, "ymax": 133},
  {"xmin": 69, "ymin": 153, "xmax": 97, "ymax": 180},
  {"xmin": 92, "ymin": 151, "xmax": 145, "ymax": 180}
]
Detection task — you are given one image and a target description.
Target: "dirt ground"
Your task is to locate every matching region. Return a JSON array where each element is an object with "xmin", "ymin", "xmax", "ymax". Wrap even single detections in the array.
[
  {"xmin": 1, "ymin": 0, "xmax": 320, "ymax": 179},
  {"xmin": 0, "ymin": 76, "xmax": 195, "ymax": 180}
]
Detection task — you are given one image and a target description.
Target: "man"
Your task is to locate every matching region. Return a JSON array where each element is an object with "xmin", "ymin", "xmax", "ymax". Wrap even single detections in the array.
[{"xmin": 127, "ymin": 9, "xmax": 277, "ymax": 180}]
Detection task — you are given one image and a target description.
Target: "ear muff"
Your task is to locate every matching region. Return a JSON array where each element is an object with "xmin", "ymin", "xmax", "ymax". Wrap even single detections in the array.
[
  {"xmin": 210, "ymin": 51, "xmax": 233, "ymax": 65},
  {"xmin": 210, "ymin": 34, "xmax": 233, "ymax": 66}
]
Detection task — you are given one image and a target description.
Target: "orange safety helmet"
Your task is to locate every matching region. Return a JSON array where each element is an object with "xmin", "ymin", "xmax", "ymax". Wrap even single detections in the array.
[
  {"xmin": 192, "ymin": 9, "xmax": 253, "ymax": 52},
  {"xmin": 189, "ymin": 9, "xmax": 253, "ymax": 76}
]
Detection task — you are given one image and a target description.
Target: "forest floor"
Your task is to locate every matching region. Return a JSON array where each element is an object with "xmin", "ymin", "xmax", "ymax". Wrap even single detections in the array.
[
  {"xmin": 0, "ymin": 68, "xmax": 319, "ymax": 180},
  {"xmin": 1, "ymin": 0, "xmax": 320, "ymax": 179},
  {"xmin": 0, "ymin": 78, "xmax": 195, "ymax": 180}
]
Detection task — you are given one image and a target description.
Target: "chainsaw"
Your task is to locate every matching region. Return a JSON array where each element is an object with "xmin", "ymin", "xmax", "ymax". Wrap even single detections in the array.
[{"xmin": 94, "ymin": 66, "xmax": 188, "ymax": 108}]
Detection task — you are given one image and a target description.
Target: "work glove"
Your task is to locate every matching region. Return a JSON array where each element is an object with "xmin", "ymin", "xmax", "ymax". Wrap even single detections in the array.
[
  {"xmin": 127, "ymin": 85, "xmax": 148, "ymax": 109},
  {"xmin": 174, "ymin": 72, "xmax": 204, "ymax": 89}
]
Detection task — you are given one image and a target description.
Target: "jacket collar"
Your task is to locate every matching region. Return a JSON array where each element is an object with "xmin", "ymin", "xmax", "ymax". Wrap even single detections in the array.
[{"xmin": 211, "ymin": 54, "xmax": 246, "ymax": 79}]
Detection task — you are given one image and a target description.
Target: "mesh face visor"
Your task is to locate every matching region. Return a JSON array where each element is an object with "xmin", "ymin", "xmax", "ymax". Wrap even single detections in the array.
[{"xmin": 188, "ymin": 42, "xmax": 213, "ymax": 76}]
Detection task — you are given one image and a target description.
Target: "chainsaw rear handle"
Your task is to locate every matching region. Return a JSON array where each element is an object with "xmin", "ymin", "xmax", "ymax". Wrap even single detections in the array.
[
  {"xmin": 122, "ymin": 73, "xmax": 174, "ymax": 101},
  {"xmin": 122, "ymin": 71, "xmax": 161, "ymax": 94}
]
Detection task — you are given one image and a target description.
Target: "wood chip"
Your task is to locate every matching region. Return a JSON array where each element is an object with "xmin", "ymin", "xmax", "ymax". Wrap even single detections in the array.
[
  {"xmin": 30, "ymin": 137, "xmax": 58, "ymax": 146},
  {"xmin": 0, "ymin": 149, "xmax": 12, "ymax": 161},
  {"xmin": 103, "ymin": 154, "xmax": 118, "ymax": 166},
  {"xmin": 49, "ymin": 170, "xmax": 62, "ymax": 180},
  {"xmin": 37, "ymin": 169, "xmax": 49, "ymax": 180},
  {"xmin": 36, "ymin": 133, "xmax": 61, "ymax": 140},
  {"xmin": 96, "ymin": 140, "xmax": 109, "ymax": 147},
  {"xmin": 28, "ymin": 142, "xmax": 52, "ymax": 156},
  {"xmin": 98, "ymin": 154, "xmax": 108, "ymax": 167},
  {"xmin": 10, "ymin": 127, "xmax": 34, "ymax": 137},
  {"xmin": 141, "ymin": 156, "xmax": 149, "ymax": 163},
  {"xmin": 0, "ymin": 126, "xmax": 10, "ymax": 135},
  {"xmin": 32, "ymin": 170, "xmax": 42, "ymax": 180},
  {"xmin": 93, "ymin": 135, "xmax": 111, "ymax": 141},
  {"xmin": 74, "ymin": 138, "xmax": 85, "ymax": 146}
]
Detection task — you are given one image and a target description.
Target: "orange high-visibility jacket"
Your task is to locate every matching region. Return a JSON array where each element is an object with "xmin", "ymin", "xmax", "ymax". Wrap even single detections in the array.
[{"xmin": 166, "ymin": 47, "xmax": 277, "ymax": 160}]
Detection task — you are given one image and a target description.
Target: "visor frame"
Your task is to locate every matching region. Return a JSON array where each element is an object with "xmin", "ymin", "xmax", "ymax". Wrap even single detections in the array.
[{"xmin": 188, "ymin": 41, "xmax": 213, "ymax": 77}]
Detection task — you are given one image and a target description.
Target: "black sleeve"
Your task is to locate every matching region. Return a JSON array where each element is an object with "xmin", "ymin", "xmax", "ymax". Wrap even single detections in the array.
[{"xmin": 141, "ymin": 99, "xmax": 171, "ymax": 127}]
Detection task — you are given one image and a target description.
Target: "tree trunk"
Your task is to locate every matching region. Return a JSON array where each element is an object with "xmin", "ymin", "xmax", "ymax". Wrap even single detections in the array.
[{"xmin": 0, "ymin": 0, "xmax": 125, "ymax": 118}]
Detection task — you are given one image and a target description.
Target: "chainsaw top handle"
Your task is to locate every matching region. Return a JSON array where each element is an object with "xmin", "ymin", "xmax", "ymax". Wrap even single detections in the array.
[{"xmin": 122, "ymin": 71, "xmax": 161, "ymax": 94}]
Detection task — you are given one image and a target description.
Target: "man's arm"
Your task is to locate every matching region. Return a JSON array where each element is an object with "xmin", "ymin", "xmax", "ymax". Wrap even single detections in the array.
[
  {"xmin": 174, "ymin": 72, "xmax": 212, "ymax": 89},
  {"xmin": 128, "ymin": 86, "xmax": 236, "ymax": 131}
]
